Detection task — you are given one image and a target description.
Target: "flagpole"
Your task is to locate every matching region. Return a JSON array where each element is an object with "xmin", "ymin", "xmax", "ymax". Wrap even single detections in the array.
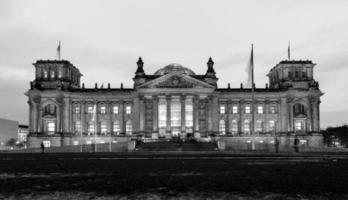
[
  {"xmin": 251, "ymin": 44, "xmax": 255, "ymax": 136},
  {"xmin": 288, "ymin": 41, "xmax": 290, "ymax": 60}
]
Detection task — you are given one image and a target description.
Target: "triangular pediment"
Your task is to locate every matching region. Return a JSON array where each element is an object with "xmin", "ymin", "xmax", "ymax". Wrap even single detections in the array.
[{"xmin": 137, "ymin": 71, "xmax": 215, "ymax": 89}]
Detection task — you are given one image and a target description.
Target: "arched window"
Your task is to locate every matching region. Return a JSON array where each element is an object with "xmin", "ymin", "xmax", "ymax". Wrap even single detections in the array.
[
  {"xmin": 100, "ymin": 121, "xmax": 107, "ymax": 135},
  {"xmin": 219, "ymin": 119, "xmax": 226, "ymax": 135},
  {"xmin": 113, "ymin": 120, "xmax": 120, "ymax": 135},
  {"xmin": 293, "ymin": 103, "xmax": 306, "ymax": 116},
  {"xmin": 43, "ymin": 104, "xmax": 57, "ymax": 116},
  {"xmin": 231, "ymin": 120, "xmax": 238, "ymax": 134},
  {"xmin": 244, "ymin": 120, "xmax": 250, "ymax": 134},
  {"xmin": 126, "ymin": 121, "xmax": 132, "ymax": 135}
]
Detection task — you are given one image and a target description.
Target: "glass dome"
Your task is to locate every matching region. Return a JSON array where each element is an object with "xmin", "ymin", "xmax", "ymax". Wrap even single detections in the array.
[{"xmin": 154, "ymin": 63, "xmax": 195, "ymax": 76}]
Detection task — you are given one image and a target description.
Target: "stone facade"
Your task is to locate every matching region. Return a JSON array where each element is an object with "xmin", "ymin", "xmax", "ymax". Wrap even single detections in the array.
[{"xmin": 26, "ymin": 57, "xmax": 323, "ymax": 148}]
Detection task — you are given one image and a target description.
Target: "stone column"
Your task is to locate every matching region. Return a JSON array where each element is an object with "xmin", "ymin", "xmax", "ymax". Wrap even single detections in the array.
[
  {"xmin": 133, "ymin": 96, "xmax": 140, "ymax": 135},
  {"xmin": 312, "ymin": 99, "xmax": 320, "ymax": 132},
  {"xmin": 119, "ymin": 101, "xmax": 124, "ymax": 134},
  {"xmin": 107, "ymin": 101, "xmax": 112, "ymax": 135},
  {"xmin": 81, "ymin": 101, "xmax": 86, "ymax": 135},
  {"xmin": 152, "ymin": 96, "xmax": 158, "ymax": 134},
  {"xmin": 226, "ymin": 100, "xmax": 231, "ymax": 135},
  {"xmin": 63, "ymin": 98, "xmax": 71, "ymax": 133},
  {"xmin": 239, "ymin": 101, "xmax": 243, "ymax": 134},
  {"xmin": 139, "ymin": 96, "xmax": 145, "ymax": 133},
  {"xmin": 166, "ymin": 96, "xmax": 171, "ymax": 134},
  {"xmin": 193, "ymin": 96, "xmax": 199, "ymax": 134},
  {"xmin": 181, "ymin": 95, "xmax": 186, "ymax": 134},
  {"xmin": 280, "ymin": 97, "xmax": 288, "ymax": 133}
]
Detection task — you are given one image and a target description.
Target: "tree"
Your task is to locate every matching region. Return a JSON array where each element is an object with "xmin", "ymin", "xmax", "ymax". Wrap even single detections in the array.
[
  {"xmin": 6, "ymin": 138, "xmax": 17, "ymax": 146},
  {"xmin": 321, "ymin": 125, "xmax": 348, "ymax": 147}
]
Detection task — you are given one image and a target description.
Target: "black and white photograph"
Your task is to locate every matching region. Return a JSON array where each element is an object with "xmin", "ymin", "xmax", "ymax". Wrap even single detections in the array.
[{"xmin": 0, "ymin": 0, "xmax": 348, "ymax": 199}]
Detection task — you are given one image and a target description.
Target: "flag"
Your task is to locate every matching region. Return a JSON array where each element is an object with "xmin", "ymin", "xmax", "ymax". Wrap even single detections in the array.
[
  {"xmin": 287, "ymin": 41, "xmax": 290, "ymax": 60},
  {"xmin": 57, "ymin": 41, "xmax": 61, "ymax": 60},
  {"xmin": 246, "ymin": 44, "xmax": 254, "ymax": 88}
]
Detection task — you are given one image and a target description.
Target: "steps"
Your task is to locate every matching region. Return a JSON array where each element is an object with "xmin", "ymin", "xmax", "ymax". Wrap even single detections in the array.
[{"xmin": 136, "ymin": 140, "xmax": 217, "ymax": 152}]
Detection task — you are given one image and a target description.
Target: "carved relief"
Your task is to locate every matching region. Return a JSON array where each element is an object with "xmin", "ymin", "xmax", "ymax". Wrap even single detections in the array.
[{"xmin": 156, "ymin": 76, "xmax": 194, "ymax": 88}]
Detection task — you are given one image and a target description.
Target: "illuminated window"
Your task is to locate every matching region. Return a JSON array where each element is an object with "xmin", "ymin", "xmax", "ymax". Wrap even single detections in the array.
[
  {"xmin": 87, "ymin": 106, "xmax": 94, "ymax": 114},
  {"xmin": 232, "ymin": 105, "xmax": 238, "ymax": 114},
  {"xmin": 58, "ymin": 70, "xmax": 62, "ymax": 78},
  {"xmin": 270, "ymin": 105, "xmax": 276, "ymax": 114},
  {"xmin": 171, "ymin": 97, "xmax": 181, "ymax": 136},
  {"xmin": 185, "ymin": 98, "xmax": 193, "ymax": 129},
  {"xmin": 113, "ymin": 120, "xmax": 120, "ymax": 135},
  {"xmin": 113, "ymin": 106, "xmax": 119, "ymax": 114},
  {"xmin": 244, "ymin": 120, "xmax": 250, "ymax": 133},
  {"xmin": 74, "ymin": 121, "xmax": 81, "ymax": 133},
  {"xmin": 88, "ymin": 122, "xmax": 95, "ymax": 134},
  {"xmin": 231, "ymin": 120, "xmax": 238, "ymax": 134},
  {"xmin": 126, "ymin": 106, "xmax": 131, "ymax": 114},
  {"xmin": 220, "ymin": 105, "xmax": 225, "ymax": 114},
  {"xmin": 126, "ymin": 121, "xmax": 132, "ymax": 135},
  {"xmin": 269, "ymin": 120, "xmax": 275, "ymax": 131},
  {"xmin": 100, "ymin": 105, "xmax": 106, "ymax": 114},
  {"xmin": 295, "ymin": 121, "xmax": 304, "ymax": 132},
  {"xmin": 257, "ymin": 105, "xmax": 263, "ymax": 114},
  {"xmin": 43, "ymin": 70, "xmax": 48, "ymax": 78},
  {"xmin": 256, "ymin": 120, "xmax": 263, "ymax": 132},
  {"xmin": 50, "ymin": 71, "xmax": 55, "ymax": 79},
  {"xmin": 47, "ymin": 121, "xmax": 55, "ymax": 133},
  {"xmin": 100, "ymin": 121, "xmax": 107, "ymax": 134},
  {"xmin": 245, "ymin": 105, "xmax": 250, "ymax": 114},
  {"xmin": 74, "ymin": 105, "xmax": 80, "ymax": 114},
  {"xmin": 158, "ymin": 99, "xmax": 167, "ymax": 128},
  {"xmin": 219, "ymin": 119, "xmax": 226, "ymax": 135}
]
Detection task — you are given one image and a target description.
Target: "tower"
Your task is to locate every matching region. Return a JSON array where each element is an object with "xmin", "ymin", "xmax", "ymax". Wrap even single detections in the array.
[{"xmin": 204, "ymin": 57, "xmax": 218, "ymax": 87}]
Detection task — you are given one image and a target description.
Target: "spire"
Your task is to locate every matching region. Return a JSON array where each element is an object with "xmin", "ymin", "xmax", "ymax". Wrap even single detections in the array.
[{"xmin": 135, "ymin": 57, "xmax": 145, "ymax": 76}]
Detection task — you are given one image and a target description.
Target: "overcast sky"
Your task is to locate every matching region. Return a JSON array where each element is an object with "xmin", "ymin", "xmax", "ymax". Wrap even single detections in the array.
[{"xmin": 0, "ymin": 0, "xmax": 347, "ymax": 128}]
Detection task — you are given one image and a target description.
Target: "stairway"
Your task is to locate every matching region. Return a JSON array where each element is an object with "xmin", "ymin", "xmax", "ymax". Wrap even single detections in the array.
[{"xmin": 136, "ymin": 140, "xmax": 217, "ymax": 152}]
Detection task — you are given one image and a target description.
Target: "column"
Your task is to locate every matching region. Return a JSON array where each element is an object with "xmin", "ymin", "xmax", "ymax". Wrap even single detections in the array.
[
  {"xmin": 133, "ymin": 96, "xmax": 140, "ymax": 135},
  {"xmin": 152, "ymin": 96, "xmax": 158, "ymax": 134},
  {"xmin": 63, "ymin": 98, "xmax": 70, "ymax": 133},
  {"xmin": 312, "ymin": 99, "xmax": 320, "ymax": 132},
  {"xmin": 166, "ymin": 95, "xmax": 171, "ymax": 134},
  {"xmin": 211, "ymin": 96, "xmax": 219, "ymax": 134},
  {"xmin": 181, "ymin": 95, "xmax": 186, "ymax": 134},
  {"xmin": 119, "ymin": 101, "xmax": 124, "ymax": 134},
  {"xmin": 239, "ymin": 100, "xmax": 243, "ymax": 134},
  {"xmin": 81, "ymin": 101, "xmax": 86, "ymax": 135},
  {"xmin": 139, "ymin": 96, "xmax": 145, "ymax": 133},
  {"xmin": 226, "ymin": 100, "xmax": 231, "ymax": 135},
  {"xmin": 193, "ymin": 96, "xmax": 199, "ymax": 134},
  {"xmin": 107, "ymin": 101, "xmax": 112, "ymax": 135},
  {"xmin": 280, "ymin": 97, "xmax": 289, "ymax": 133}
]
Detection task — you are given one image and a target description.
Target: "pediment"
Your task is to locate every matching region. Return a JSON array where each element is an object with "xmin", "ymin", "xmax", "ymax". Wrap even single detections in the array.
[{"xmin": 137, "ymin": 71, "xmax": 214, "ymax": 89}]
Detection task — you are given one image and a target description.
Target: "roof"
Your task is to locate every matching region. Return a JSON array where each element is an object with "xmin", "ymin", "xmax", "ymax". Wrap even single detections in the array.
[{"xmin": 154, "ymin": 63, "xmax": 196, "ymax": 75}]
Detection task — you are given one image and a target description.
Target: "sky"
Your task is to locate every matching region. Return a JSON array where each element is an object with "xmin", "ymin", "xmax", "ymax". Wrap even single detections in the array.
[{"xmin": 0, "ymin": 0, "xmax": 347, "ymax": 128}]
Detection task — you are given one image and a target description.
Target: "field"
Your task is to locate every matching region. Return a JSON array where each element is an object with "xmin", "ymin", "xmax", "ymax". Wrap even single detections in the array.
[{"xmin": 0, "ymin": 152, "xmax": 348, "ymax": 199}]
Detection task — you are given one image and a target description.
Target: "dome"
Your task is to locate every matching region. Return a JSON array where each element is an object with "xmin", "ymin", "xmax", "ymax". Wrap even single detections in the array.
[{"xmin": 154, "ymin": 63, "xmax": 195, "ymax": 76}]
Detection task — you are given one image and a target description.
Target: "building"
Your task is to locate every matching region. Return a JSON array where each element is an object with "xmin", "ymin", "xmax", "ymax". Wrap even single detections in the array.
[
  {"xmin": 18, "ymin": 125, "xmax": 29, "ymax": 143},
  {"xmin": 26, "ymin": 57, "xmax": 323, "ymax": 148},
  {"xmin": 0, "ymin": 118, "xmax": 19, "ymax": 147}
]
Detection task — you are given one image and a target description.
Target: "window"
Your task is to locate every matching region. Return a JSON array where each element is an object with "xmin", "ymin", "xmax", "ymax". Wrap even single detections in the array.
[
  {"xmin": 302, "ymin": 71, "xmax": 306, "ymax": 78},
  {"xmin": 74, "ymin": 105, "xmax": 80, "ymax": 114},
  {"xmin": 100, "ymin": 121, "xmax": 107, "ymax": 134},
  {"xmin": 158, "ymin": 99, "xmax": 167, "ymax": 128},
  {"xmin": 293, "ymin": 104, "xmax": 306, "ymax": 116},
  {"xmin": 288, "ymin": 71, "xmax": 292, "ymax": 79},
  {"xmin": 47, "ymin": 121, "xmax": 55, "ymax": 133},
  {"xmin": 88, "ymin": 122, "xmax": 95, "ymax": 134},
  {"xmin": 295, "ymin": 71, "xmax": 299, "ymax": 78},
  {"xmin": 87, "ymin": 106, "xmax": 94, "ymax": 114},
  {"xmin": 219, "ymin": 119, "xmax": 226, "ymax": 135},
  {"xmin": 245, "ymin": 105, "xmax": 250, "ymax": 114},
  {"xmin": 270, "ymin": 105, "xmax": 276, "ymax": 114},
  {"xmin": 185, "ymin": 98, "xmax": 193, "ymax": 128},
  {"xmin": 43, "ymin": 70, "xmax": 48, "ymax": 78},
  {"xmin": 295, "ymin": 121, "xmax": 304, "ymax": 132},
  {"xmin": 257, "ymin": 105, "xmax": 263, "ymax": 114},
  {"xmin": 100, "ymin": 105, "xmax": 106, "ymax": 114},
  {"xmin": 256, "ymin": 120, "xmax": 263, "ymax": 132},
  {"xmin": 231, "ymin": 120, "xmax": 238, "ymax": 134},
  {"xmin": 74, "ymin": 121, "xmax": 81, "ymax": 133},
  {"xmin": 113, "ymin": 120, "xmax": 120, "ymax": 135},
  {"xmin": 232, "ymin": 105, "xmax": 238, "ymax": 114},
  {"xmin": 126, "ymin": 106, "xmax": 131, "ymax": 114},
  {"xmin": 126, "ymin": 121, "xmax": 132, "ymax": 135},
  {"xmin": 244, "ymin": 120, "xmax": 250, "ymax": 134},
  {"xmin": 269, "ymin": 120, "xmax": 275, "ymax": 131},
  {"xmin": 58, "ymin": 70, "xmax": 62, "ymax": 78},
  {"xmin": 220, "ymin": 105, "xmax": 226, "ymax": 114},
  {"xmin": 113, "ymin": 106, "xmax": 119, "ymax": 114},
  {"xmin": 50, "ymin": 71, "xmax": 55, "ymax": 79}
]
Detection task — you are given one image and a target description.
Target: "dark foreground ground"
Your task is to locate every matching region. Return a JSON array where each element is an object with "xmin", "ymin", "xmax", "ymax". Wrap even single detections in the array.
[{"xmin": 0, "ymin": 152, "xmax": 348, "ymax": 199}]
